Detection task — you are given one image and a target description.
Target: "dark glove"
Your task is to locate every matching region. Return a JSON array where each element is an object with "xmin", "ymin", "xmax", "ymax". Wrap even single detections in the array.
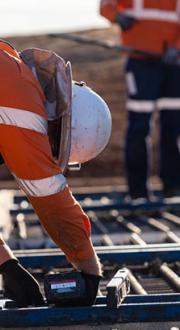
[
  {"xmin": 0, "ymin": 259, "xmax": 44, "ymax": 307},
  {"xmin": 163, "ymin": 47, "xmax": 180, "ymax": 65},
  {"xmin": 115, "ymin": 12, "xmax": 136, "ymax": 31},
  {"xmin": 0, "ymin": 154, "xmax": 4, "ymax": 165},
  {"xmin": 82, "ymin": 272, "xmax": 102, "ymax": 306}
]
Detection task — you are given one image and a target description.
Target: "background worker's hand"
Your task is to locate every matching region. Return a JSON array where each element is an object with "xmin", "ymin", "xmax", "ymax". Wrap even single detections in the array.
[
  {"xmin": 163, "ymin": 47, "xmax": 180, "ymax": 65},
  {"xmin": 115, "ymin": 12, "xmax": 136, "ymax": 31},
  {"xmin": 0, "ymin": 259, "xmax": 44, "ymax": 307}
]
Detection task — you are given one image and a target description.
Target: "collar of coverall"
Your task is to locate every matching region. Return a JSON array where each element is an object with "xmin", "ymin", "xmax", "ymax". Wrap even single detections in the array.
[
  {"xmin": 20, "ymin": 48, "xmax": 72, "ymax": 173},
  {"xmin": 0, "ymin": 39, "xmax": 19, "ymax": 58}
]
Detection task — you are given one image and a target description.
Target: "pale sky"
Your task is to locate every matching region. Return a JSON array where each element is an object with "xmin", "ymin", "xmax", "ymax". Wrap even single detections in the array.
[{"xmin": 0, "ymin": 0, "xmax": 109, "ymax": 37}]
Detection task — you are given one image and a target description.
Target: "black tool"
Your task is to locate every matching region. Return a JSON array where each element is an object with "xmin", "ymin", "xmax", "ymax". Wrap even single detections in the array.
[{"xmin": 44, "ymin": 271, "xmax": 86, "ymax": 306}]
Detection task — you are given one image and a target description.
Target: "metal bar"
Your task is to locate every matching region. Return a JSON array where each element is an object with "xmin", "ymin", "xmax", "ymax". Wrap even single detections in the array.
[
  {"xmin": 160, "ymin": 263, "xmax": 180, "ymax": 292},
  {"xmin": 166, "ymin": 231, "xmax": 180, "ymax": 243},
  {"xmin": 87, "ymin": 211, "xmax": 113, "ymax": 246},
  {"xmin": 82, "ymin": 199, "xmax": 180, "ymax": 213},
  {"xmin": 0, "ymin": 301, "xmax": 179, "ymax": 327},
  {"xmin": 98, "ymin": 248, "xmax": 180, "ymax": 265},
  {"xmin": 143, "ymin": 217, "xmax": 180, "ymax": 243},
  {"xmin": 124, "ymin": 293, "xmax": 180, "ymax": 303},
  {"xmin": 162, "ymin": 212, "xmax": 180, "ymax": 226},
  {"xmin": 13, "ymin": 190, "xmax": 125, "ymax": 205},
  {"xmin": 116, "ymin": 215, "xmax": 142, "ymax": 234},
  {"xmin": 148, "ymin": 218, "xmax": 170, "ymax": 232},
  {"xmin": 15, "ymin": 213, "xmax": 27, "ymax": 239},
  {"xmin": 10, "ymin": 199, "xmax": 180, "ymax": 215},
  {"xmin": 130, "ymin": 233, "xmax": 147, "ymax": 246},
  {"xmin": 14, "ymin": 243, "xmax": 180, "ymax": 255},
  {"xmin": 14, "ymin": 244, "xmax": 180, "ymax": 268},
  {"xmin": 126, "ymin": 222, "xmax": 142, "ymax": 234},
  {"xmin": 127, "ymin": 270, "xmax": 147, "ymax": 295},
  {"xmin": 2, "ymin": 294, "xmax": 180, "ymax": 309},
  {"xmin": 48, "ymin": 32, "xmax": 161, "ymax": 59},
  {"xmin": 97, "ymin": 293, "xmax": 180, "ymax": 304},
  {"xmin": 16, "ymin": 250, "xmax": 180, "ymax": 268}
]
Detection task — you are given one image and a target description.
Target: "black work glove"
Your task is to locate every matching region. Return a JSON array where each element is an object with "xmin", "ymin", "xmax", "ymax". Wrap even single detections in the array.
[
  {"xmin": 0, "ymin": 154, "xmax": 4, "ymax": 165},
  {"xmin": 82, "ymin": 272, "xmax": 102, "ymax": 306},
  {"xmin": 0, "ymin": 259, "xmax": 44, "ymax": 307},
  {"xmin": 115, "ymin": 12, "xmax": 136, "ymax": 31},
  {"xmin": 163, "ymin": 47, "xmax": 180, "ymax": 65}
]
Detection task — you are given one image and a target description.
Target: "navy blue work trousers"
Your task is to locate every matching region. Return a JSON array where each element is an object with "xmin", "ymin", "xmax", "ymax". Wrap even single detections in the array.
[{"xmin": 125, "ymin": 57, "xmax": 180, "ymax": 197}]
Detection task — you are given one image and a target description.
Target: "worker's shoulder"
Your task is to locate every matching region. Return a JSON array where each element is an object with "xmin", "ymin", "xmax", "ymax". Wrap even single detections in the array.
[{"xmin": 0, "ymin": 39, "xmax": 19, "ymax": 59}]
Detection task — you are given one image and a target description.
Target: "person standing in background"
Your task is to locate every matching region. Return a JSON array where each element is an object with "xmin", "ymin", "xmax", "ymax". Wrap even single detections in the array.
[{"xmin": 100, "ymin": 0, "xmax": 180, "ymax": 200}]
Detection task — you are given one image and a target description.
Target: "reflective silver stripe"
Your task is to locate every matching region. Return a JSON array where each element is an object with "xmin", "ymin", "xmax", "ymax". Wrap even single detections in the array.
[
  {"xmin": 133, "ymin": 0, "xmax": 143, "ymax": 14},
  {"xmin": 157, "ymin": 98, "xmax": 180, "ymax": 110},
  {"xmin": 126, "ymin": 72, "xmax": 137, "ymax": 96},
  {"xmin": 13, "ymin": 173, "xmax": 67, "ymax": 197},
  {"xmin": 126, "ymin": 100, "xmax": 155, "ymax": 112},
  {"xmin": 0, "ymin": 106, "xmax": 47, "ymax": 134},
  {"xmin": 125, "ymin": 2, "xmax": 180, "ymax": 23}
]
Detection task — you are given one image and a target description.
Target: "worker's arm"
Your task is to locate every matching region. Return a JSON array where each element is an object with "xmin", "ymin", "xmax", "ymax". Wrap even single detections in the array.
[
  {"xmin": 0, "ymin": 108, "xmax": 102, "ymax": 307},
  {"xmin": 28, "ymin": 185, "xmax": 102, "ymax": 276},
  {"xmin": 100, "ymin": 0, "xmax": 136, "ymax": 31},
  {"xmin": 100, "ymin": 0, "xmax": 119, "ymax": 22},
  {"xmin": 28, "ymin": 185, "xmax": 102, "ymax": 306}
]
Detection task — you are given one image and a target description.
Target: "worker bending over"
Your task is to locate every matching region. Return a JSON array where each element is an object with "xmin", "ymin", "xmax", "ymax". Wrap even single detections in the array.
[{"xmin": 0, "ymin": 40, "xmax": 112, "ymax": 307}]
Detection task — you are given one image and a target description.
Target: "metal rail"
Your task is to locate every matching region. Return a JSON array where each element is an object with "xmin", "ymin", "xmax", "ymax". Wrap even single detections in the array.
[
  {"xmin": 0, "ymin": 260, "xmax": 179, "ymax": 326},
  {"xmin": 0, "ymin": 188, "xmax": 179, "ymax": 327},
  {"xmin": 7, "ymin": 189, "xmax": 180, "ymax": 249},
  {"xmin": 13, "ymin": 244, "xmax": 180, "ymax": 268},
  {"xmin": 126, "ymin": 270, "xmax": 147, "ymax": 295},
  {"xmin": 10, "ymin": 192, "xmax": 180, "ymax": 214},
  {"xmin": 0, "ymin": 297, "xmax": 179, "ymax": 327},
  {"xmin": 159, "ymin": 263, "xmax": 180, "ymax": 292},
  {"xmin": 87, "ymin": 210, "xmax": 113, "ymax": 246}
]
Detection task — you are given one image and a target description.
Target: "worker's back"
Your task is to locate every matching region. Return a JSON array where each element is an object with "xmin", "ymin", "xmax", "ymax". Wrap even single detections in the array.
[{"xmin": 0, "ymin": 40, "xmax": 45, "ymax": 117}]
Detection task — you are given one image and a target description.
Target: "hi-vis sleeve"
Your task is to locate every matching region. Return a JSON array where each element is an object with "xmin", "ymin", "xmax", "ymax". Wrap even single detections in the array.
[{"xmin": 100, "ymin": 0, "xmax": 122, "ymax": 22}]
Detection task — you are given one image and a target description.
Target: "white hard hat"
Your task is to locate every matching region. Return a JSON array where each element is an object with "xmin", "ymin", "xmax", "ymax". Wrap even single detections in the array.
[{"xmin": 69, "ymin": 82, "xmax": 112, "ymax": 165}]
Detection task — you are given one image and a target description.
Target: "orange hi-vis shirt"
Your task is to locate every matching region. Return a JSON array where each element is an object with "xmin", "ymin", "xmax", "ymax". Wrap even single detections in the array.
[
  {"xmin": 100, "ymin": 0, "xmax": 180, "ymax": 54},
  {"xmin": 0, "ymin": 40, "xmax": 95, "ymax": 265}
]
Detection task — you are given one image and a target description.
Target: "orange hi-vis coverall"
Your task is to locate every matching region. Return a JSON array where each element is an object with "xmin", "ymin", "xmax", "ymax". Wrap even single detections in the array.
[
  {"xmin": 100, "ymin": 0, "xmax": 180, "ymax": 54},
  {"xmin": 100, "ymin": 1, "xmax": 180, "ymax": 198},
  {"xmin": 0, "ymin": 41, "xmax": 94, "ymax": 266}
]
